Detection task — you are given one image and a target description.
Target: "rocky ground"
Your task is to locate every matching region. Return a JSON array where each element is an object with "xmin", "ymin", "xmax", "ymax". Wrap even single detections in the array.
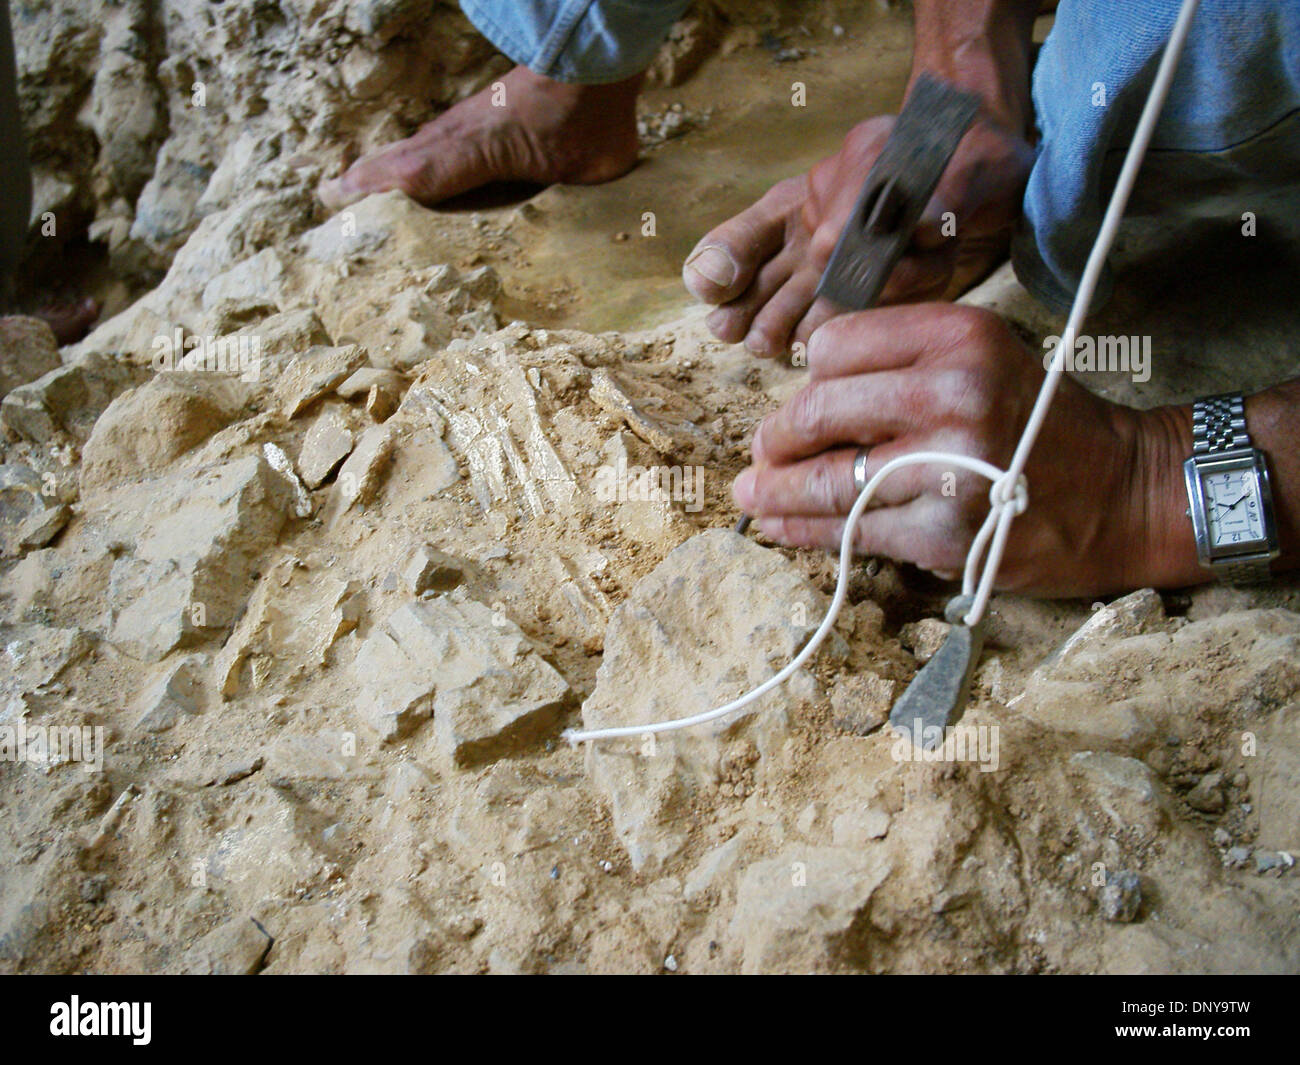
[{"xmin": 2, "ymin": 1, "xmax": 1298, "ymax": 974}]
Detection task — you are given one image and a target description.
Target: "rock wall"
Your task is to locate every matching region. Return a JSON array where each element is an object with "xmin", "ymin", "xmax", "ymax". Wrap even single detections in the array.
[{"xmin": 12, "ymin": 0, "xmax": 804, "ymax": 286}]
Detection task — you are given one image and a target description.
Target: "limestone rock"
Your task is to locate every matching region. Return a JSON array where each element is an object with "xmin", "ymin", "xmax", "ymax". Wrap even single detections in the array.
[
  {"xmin": 729, "ymin": 846, "xmax": 893, "ymax": 973},
  {"xmin": 829, "ymin": 671, "xmax": 896, "ymax": 735},
  {"xmin": 264, "ymin": 732, "xmax": 364, "ymax": 785},
  {"xmin": 0, "ymin": 465, "xmax": 57, "ymax": 557},
  {"xmin": 275, "ymin": 345, "xmax": 368, "ymax": 419},
  {"xmin": 134, "ymin": 655, "xmax": 207, "ymax": 733},
  {"xmin": 900, "ymin": 618, "xmax": 950, "ymax": 664},
  {"xmin": 338, "ymin": 289, "xmax": 453, "ymax": 372},
  {"xmin": 1186, "ymin": 771, "xmax": 1226, "ymax": 814},
  {"xmin": 353, "ymin": 590, "xmax": 570, "ymax": 762},
  {"xmin": 0, "ymin": 317, "xmax": 61, "ymax": 398},
  {"xmin": 1049, "ymin": 588, "xmax": 1167, "ymax": 669},
  {"xmin": 579, "ymin": 529, "xmax": 838, "ymax": 871},
  {"xmin": 106, "ymin": 453, "xmax": 293, "ymax": 661},
  {"xmin": 16, "ymin": 503, "xmax": 71, "ymax": 551},
  {"xmin": 175, "ymin": 917, "xmax": 273, "ymax": 975},
  {"xmin": 0, "ymin": 624, "xmax": 96, "ymax": 704},
  {"xmin": 336, "ymin": 367, "xmax": 405, "ymax": 402},
  {"xmin": 79, "ymin": 376, "xmax": 233, "ymax": 493},
  {"xmin": 341, "ymin": 43, "xmax": 405, "ymax": 99},
  {"xmin": 333, "ymin": 423, "xmax": 395, "ymax": 512},
  {"xmin": 1, "ymin": 353, "xmax": 140, "ymax": 444},
  {"xmin": 213, "ymin": 561, "xmax": 362, "ymax": 698},
  {"xmin": 201, "ymin": 248, "xmax": 285, "ymax": 313},
  {"xmin": 831, "ymin": 808, "xmax": 892, "ymax": 847},
  {"xmin": 1068, "ymin": 752, "xmax": 1166, "ymax": 837},
  {"xmin": 262, "ymin": 443, "xmax": 314, "ymax": 518},
  {"xmin": 297, "ymin": 405, "xmax": 355, "ymax": 488},
  {"xmin": 402, "ymin": 545, "xmax": 466, "ymax": 595}
]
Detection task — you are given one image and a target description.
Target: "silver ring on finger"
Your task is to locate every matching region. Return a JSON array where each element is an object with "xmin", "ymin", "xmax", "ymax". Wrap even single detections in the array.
[{"xmin": 852, "ymin": 446, "xmax": 872, "ymax": 495}]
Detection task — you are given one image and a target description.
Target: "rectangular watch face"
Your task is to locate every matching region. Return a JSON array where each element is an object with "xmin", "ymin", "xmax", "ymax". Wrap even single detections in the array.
[{"xmin": 1200, "ymin": 464, "xmax": 1265, "ymax": 548}]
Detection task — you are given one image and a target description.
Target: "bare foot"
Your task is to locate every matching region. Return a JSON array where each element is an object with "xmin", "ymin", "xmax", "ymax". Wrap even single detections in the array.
[
  {"xmin": 682, "ymin": 115, "xmax": 1032, "ymax": 357},
  {"xmin": 318, "ymin": 66, "xmax": 643, "ymax": 210}
]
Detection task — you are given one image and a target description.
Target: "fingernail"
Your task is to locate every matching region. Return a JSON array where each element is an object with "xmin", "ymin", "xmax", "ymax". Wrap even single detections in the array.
[
  {"xmin": 685, "ymin": 245, "xmax": 736, "ymax": 289},
  {"xmin": 744, "ymin": 330, "xmax": 773, "ymax": 357},
  {"xmin": 806, "ymin": 323, "xmax": 830, "ymax": 362},
  {"xmin": 733, "ymin": 467, "xmax": 756, "ymax": 510}
]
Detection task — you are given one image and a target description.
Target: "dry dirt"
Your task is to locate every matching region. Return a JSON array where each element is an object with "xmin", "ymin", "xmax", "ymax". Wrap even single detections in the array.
[{"xmin": 1, "ymin": 1, "xmax": 1298, "ymax": 974}]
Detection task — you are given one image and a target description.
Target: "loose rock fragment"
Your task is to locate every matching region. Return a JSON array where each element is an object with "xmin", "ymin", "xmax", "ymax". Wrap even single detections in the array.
[
  {"xmin": 353, "ymin": 590, "xmax": 570, "ymax": 762},
  {"xmin": 262, "ymin": 442, "xmax": 313, "ymax": 517},
  {"xmin": 79, "ymin": 376, "xmax": 233, "ymax": 493},
  {"xmin": 402, "ymin": 545, "xmax": 466, "ymax": 595},
  {"xmin": 1, "ymin": 354, "xmax": 141, "ymax": 443},
  {"xmin": 0, "ymin": 465, "xmax": 57, "ymax": 557},
  {"xmin": 0, "ymin": 317, "xmax": 61, "ymax": 398},
  {"xmin": 1099, "ymin": 870, "xmax": 1142, "ymax": 923},
  {"xmin": 274, "ymin": 344, "xmax": 368, "ymax": 419},
  {"xmin": 333, "ymin": 422, "xmax": 394, "ymax": 511},
  {"xmin": 16, "ymin": 503, "xmax": 71, "ymax": 550},
  {"xmin": 134, "ymin": 654, "xmax": 207, "ymax": 732},
  {"xmin": 176, "ymin": 917, "xmax": 273, "ymax": 975},
  {"xmin": 106, "ymin": 453, "xmax": 293, "ymax": 661},
  {"xmin": 1186, "ymin": 771, "xmax": 1226, "ymax": 813},
  {"xmin": 297, "ymin": 405, "xmax": 354, "ymax": 488},
  {"xmin": 829, "ymin": 671, "xmax": 896, "ymax": 735}
]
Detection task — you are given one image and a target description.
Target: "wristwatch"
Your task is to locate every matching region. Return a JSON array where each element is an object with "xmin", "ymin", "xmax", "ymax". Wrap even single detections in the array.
[{"xmin": 1183, "ymin": 392, "xmax": 1279, "ymax": 583}]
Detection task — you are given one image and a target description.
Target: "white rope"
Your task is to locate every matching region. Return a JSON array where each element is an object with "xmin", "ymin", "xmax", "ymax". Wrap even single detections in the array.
[{"xmin": 565, "ymin": 0, "xmax": 1200, "ymax": 746}]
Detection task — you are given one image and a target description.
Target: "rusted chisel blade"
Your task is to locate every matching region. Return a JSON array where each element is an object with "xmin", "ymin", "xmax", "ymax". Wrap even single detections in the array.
[
  {"xmin": 889, "ymin": 595, "xmax": 985, "ymax": 750},
  {"xmin": 816, "ymin": 74, "xmax": 980, "ymax": 310}
]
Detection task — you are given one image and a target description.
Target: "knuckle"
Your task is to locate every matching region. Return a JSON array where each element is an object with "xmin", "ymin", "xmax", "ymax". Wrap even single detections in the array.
[
  {"xmin": 950, "ymin": 305, "xmax": 1006, "ymax": 350},
  {"xmin": 938, "ymin": 366, "xmax": 996, "ymax": 425},
  {"xmin": 804, "ymin": 460, "xmax": 845, "ymax": 512},
  {"xmin": 790, "ymin": 385, "xmax": 833, "ymax": 442},
  {"xmin": 809, "ymin": 224, "xmax": 839, "ymax": 265}
]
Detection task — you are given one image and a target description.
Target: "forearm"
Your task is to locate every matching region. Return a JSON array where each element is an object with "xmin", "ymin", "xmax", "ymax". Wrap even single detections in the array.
[
  {"xmin": 909, "ymin": 0, "xmax": 1042, "ymax": 133},
  {"xmin": 1132, "ymin": 382, "xmax": 1300, "ymax": 589}
]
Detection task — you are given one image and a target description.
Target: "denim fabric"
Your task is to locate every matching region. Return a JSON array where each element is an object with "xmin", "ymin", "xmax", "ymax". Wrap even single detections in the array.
[
  {"xmin": 460, "ymin": 0, "xmax": 691, "ymax": 84},
  {"xmin": 1014, "ymin": 0, "xmax": 1300, "ymax": 311}
]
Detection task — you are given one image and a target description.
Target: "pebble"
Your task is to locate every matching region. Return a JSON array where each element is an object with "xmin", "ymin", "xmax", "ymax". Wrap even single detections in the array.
[
  {"xmin": 1185, "ymin": 771, "xmax": 1225, "ymax": 813},
  {"xmin": 664, "ymin": 954, "xmax": 678, "ymax": 972},
  {"xmin": 1254, "ymin": 850, "xmax": 1287, "ymax": 875},
  {"xmin": 1226, "ymin": 846, "xmax": 1252, "ymax": 868},
  {"xmin": 1099, "ymin": 870, "xmax": 1142, "ymax": 923}
]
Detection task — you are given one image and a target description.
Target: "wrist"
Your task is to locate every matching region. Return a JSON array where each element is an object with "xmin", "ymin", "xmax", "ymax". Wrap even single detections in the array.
[
  {"xmin": 908, "ymin": 2, "xmax": 1038, "ymax": 134},
  {"xmin": 1125, "ymin": 403, "xmax": 1208, "ymax": 590}
]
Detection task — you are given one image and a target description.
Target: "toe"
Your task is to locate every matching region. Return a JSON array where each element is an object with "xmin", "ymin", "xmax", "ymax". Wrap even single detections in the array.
[{"xmin": 683, "ymin": 175, "xmax": 806, "ymax": 304}]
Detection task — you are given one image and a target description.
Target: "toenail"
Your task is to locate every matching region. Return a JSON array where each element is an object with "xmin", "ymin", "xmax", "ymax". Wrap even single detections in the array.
[{"xmin": 685, "ymin": 246, "xmax": 736, "ymax": 289}]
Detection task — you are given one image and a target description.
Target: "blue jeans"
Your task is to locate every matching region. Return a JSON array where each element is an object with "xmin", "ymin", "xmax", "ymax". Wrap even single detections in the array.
[
  {"xmin": 1014, "ymin": 0, "xmax": 1300, "ymax": 311},
  {"xmin": 463, "ymin": 0, "xmax": 1300, "ymax": 312},
  {"xmin": 461, "ymin": 0, "xmax": 691, "ymax": 84}
]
